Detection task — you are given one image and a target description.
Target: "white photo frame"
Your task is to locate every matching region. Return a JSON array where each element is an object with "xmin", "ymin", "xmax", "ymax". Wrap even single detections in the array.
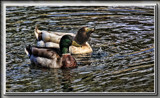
[{"xmin": 1, "ymin": 1, "xmax": 158, "ymax": 96}]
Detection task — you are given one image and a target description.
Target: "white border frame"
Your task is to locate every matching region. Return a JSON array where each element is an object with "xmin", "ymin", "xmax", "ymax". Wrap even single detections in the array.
[{"xmin": 1, "ymin": 1, "xmax": 158, "ymax": 96}]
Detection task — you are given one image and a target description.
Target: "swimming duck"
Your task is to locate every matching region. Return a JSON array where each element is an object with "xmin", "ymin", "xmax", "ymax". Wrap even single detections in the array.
[
  {"xmin": 25, "ymin": 35, "xmax": 77, "ymax": 68},
  {"xmin": 34, "ymin": 26, "xmax": 94, "ymax": 54}
]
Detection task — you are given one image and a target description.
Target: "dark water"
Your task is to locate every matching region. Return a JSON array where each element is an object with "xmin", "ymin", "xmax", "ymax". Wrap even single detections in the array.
[{"xmin": 6, "ymin": 6, "xmax": 155, "ymax": 92}]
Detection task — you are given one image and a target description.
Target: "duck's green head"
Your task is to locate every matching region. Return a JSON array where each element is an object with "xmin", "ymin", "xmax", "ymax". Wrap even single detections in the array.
[{"xmin": 60, "ymin": 35, "xmax": 80, "ymax": 54}]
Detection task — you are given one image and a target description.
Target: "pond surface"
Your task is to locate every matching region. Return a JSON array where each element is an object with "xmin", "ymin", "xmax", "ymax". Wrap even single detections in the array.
[{"xmin": 6, "ymin": 6, "xmax": 155, "ymax": 92}]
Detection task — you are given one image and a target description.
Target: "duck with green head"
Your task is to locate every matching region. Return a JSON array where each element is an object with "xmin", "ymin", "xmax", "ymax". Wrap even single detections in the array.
[
  {"xmin": 35, "ymin": 26, "xmax": 95, "ymax": 54},
  {"xmin": 25, "ymin": 35, "xmax": 77, "ymax": 68}
]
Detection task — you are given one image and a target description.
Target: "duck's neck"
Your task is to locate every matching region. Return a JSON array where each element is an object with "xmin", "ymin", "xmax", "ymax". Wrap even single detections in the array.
[{"xmin": 61, "ymin": 47, "xmax": 69, "ymax": 54}]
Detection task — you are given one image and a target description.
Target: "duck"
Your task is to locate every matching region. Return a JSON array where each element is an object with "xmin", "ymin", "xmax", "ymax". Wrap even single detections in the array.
[
  {"xmin": 34, "ymin": 26, "xmax": 94, "ymax": 54},
  {"xmin": 25, "ymin": 35, "xmax": 77, "ymax": 69}
]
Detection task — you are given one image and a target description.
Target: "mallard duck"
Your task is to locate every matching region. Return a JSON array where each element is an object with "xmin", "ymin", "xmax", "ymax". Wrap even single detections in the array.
[
  {"xmin": 34, "ymin": 26, "xmax": 94, "ymax": 54},
  {"xmin": 25, "ymin": 35, "xmax": 77, "ymax": 68}
]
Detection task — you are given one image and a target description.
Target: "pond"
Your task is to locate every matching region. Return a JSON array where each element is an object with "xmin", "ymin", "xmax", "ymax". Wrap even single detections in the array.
[{"xmin": 6, "ymin": 6, "xmax": 155, "ymax": 92}]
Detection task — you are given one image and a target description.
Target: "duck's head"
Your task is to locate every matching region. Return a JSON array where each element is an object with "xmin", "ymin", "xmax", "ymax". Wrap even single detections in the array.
[
  {"xmin": 60, "ymin": 35, "xmax": 80, "ymax": 54},
  {"xmin": 82, "ymin": 27, "xmax": 95, "ymax": 36},
  {"xmin": 60, "ymin": 35, "xmax": 78, "ymax": 68},
  {"xmin": 74, "ymin": 27, "xmax": 95, "ymax": 45}
]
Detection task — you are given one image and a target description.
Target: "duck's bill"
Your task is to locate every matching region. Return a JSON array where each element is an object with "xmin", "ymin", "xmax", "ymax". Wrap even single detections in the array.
[
  {"xmin": 87, "ymin": 28, "xmax": 95, "ymax": 34},
  {"xmin": 72, "ymin": 41, "xmax": 81, "ymax": 47},
  {"xmin": 90, "ymin": 28, "xmax": 95, "ymax": 32}
]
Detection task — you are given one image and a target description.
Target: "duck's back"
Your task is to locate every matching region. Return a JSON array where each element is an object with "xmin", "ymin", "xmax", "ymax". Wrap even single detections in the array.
[
  {"xmin": 31, "ymin": 47, "xmax": 61, "ymax": 58},
  {"xmin": 27, "ymin": 46, "xmax": 63, "ymax": 68}
]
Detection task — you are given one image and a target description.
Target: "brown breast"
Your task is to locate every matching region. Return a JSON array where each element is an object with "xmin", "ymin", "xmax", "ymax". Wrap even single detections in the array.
[{"xmin": 62, "ymin": 54, "xmax": 77, "ymax": 68}]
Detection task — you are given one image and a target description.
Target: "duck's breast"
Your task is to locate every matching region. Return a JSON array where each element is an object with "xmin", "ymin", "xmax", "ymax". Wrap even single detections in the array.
[
  {"xmin": 61, "ymin": 54, "xmax": 77, "ymax": 68},
  {"xmin": 69, "ymin": 42, "xmax": 93, "ymax": 54}
]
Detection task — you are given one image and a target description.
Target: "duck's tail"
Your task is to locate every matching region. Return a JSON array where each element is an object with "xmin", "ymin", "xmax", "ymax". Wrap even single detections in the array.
[
  {"xmin": 34, "ymin": 25, "xmax": 41, "ymax": 40},
  {"xmin": 24, "ymin": 45, "xmax": 32, "ymax": 57}
]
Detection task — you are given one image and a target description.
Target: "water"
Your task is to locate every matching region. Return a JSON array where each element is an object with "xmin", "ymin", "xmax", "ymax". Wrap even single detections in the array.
[{"xmin": 6, "ymin": 6, "xmax": 154, "ymax": 92}]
